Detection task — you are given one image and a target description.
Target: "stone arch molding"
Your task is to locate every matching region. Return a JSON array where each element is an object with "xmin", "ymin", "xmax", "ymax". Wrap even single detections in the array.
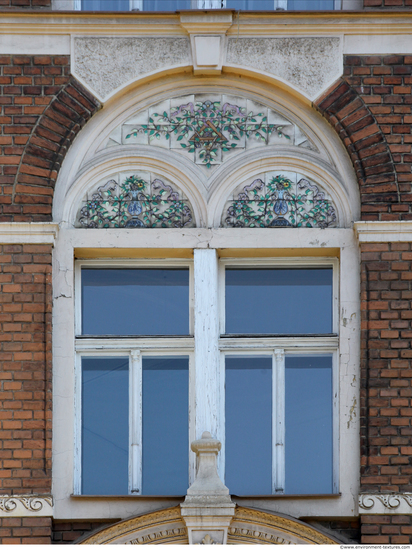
[
  {"xmin": 54, "ymin": 79, "xmax": 360, "ymax": 226},
  {"xmin": 78, "ymin": 505, "xmax": 339, "ymax": 545}
]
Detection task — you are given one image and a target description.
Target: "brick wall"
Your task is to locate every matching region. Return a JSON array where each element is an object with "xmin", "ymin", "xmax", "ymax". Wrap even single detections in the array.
[
  {"xmin": 316, "ymin": 55, "xmax": 412, "ymax": 221},
  {"xmin": 0, "ymin": 244, "xmax": 52, "ymax": 495},
  {"xmin": 0, "ymin": 55, "xmax": 100, "ymax": 222},
  {"xmin": 362, "ymin": 515, "xmax": 412, "ymax": 544},
  {"xmin": 0, "ymin": 0, "xmax": 50, "ymax": 8},
  {"xmin": 364, "ymin": 0, "xmax": 412, "ymax": 8},
  {"xmin": 360, "ymin": 241, "xmax": 412, "ymax": 542},
  {"xmin": 52, "ymin": 520, "xmax": 118, "ymax": 544},
  {"xmin": 0, "ymin": 517, "xmax": 51, "ymax": 544}
]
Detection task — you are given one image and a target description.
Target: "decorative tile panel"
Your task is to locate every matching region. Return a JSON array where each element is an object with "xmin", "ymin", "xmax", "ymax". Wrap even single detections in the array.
[
  {"xmin": 222, "ymin": 171, "xmax": 337, "ymax": 228},
  {"xmin": 106, "ymin": 94, "xmax": 316, "ymax": 170},
  {"xmin": 76, "ymin": 172, "xmax": 195, "ymax": 229}
]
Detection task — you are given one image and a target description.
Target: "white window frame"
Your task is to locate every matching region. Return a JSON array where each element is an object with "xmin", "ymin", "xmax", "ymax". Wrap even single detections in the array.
[
  {"xmin": 73, "ymin": 255, "xmax": 340, "ymax": 496},
  {"xmin": 74, "ymin": 0, "xmax": 341, "ymax": 11},
  {"xmin": 218, "ymin": 257, "xmax": 339, "ymax": 495},
  {"xmin": 73, "ymin": 258, "xmax": 195, "ymax": 496}
]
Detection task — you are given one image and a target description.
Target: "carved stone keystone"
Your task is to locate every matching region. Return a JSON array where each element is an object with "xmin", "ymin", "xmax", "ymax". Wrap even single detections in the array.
[{"xmin": 180, "ymin": 431, "xmax": 235, "ymax": 544}]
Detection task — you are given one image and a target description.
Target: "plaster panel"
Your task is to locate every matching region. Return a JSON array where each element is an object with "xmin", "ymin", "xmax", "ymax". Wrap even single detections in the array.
[
  {"xmin": 72, "ymin": 37, "xmax": 191, "ymax": 102},
  {"xmin": 226, "ymin": 37, "xmax": 342, "ymax": 101},
  {"xmin": 344, "ymin": 34, "xmax": 412, "ymax": 54},
  {"xmin": 0, "ymin": 34, "xmax": 70, "ymax": 54}
]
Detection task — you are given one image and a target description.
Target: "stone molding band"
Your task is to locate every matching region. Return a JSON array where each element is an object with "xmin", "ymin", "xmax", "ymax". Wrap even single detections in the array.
[
  {"xmin": 0, "ymin": 496, "xmax": 53, "ymax": 517},
  {"xmin": 354, "ymin": 220, "xmax": 412, "ymax": 242},
  {"xmin": 359, "ymin": 494, "xmax": 412, "ymax": 515}
]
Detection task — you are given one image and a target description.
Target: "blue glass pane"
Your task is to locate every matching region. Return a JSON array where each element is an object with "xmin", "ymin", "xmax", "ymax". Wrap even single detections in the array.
[
  {"xmin": 225, "ymin": 268, "xmax": 333, "ymax": 335},
  {"xmin": 225, "ymin": 356, "xmax": 272, "ymax": 495},
  {"xmin": 288, "ymin": 0, "xmax": 334, "ymax": 8},
  {"xmin": 82, "ymin": 357, "xmax": 129, "ymax": 495},
  {"xmin": 82, "ymin": 0, "xmax": 129, "ymax": 9},
  {"xmin": 143, "ymin": 0, "xmax": 191, "ymax": 8},
  {"xmin": 142, "ymin": 357, "xmax": 189, "ymax": 495},
  {"xmin": 81, "ymin": 268, "xmax": 189, "ymax": 336},
  {"xmin": 285, "ymin": 355, "xmax": 333, "ymax": 494},
  {"xmin": 226, "ymin": 0, "xmax": 275, "ymax": 7}
]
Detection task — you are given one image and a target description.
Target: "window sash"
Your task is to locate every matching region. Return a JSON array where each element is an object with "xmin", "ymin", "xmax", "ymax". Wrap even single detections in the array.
[
  {"xmin": 74, "ymin": 259, "xmax": 195, "ymax": 338},
  {"xmin": 74, "ymin": 348, "xmax": 194, "ymax": 495},
  {"xmin": 218, "ymin": 257, "xmax": 340, "ymax": 336},
  {"xmin": 220, "ymin": 348, "xmax": 338, "ymax": 495}
]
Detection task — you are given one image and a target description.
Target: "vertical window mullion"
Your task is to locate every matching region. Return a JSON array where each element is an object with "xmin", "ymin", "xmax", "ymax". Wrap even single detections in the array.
[
  {"xmin": 273, "ymin": 348, "xmax": 285, "ymax": 494},
  {"xmin": 130, "ymin": 349, "xmax": 142, "ymax": 494}
]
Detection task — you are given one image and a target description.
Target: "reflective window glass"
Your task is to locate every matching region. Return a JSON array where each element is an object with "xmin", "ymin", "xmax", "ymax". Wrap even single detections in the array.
[
  {"xmin": 142, "ymin": 357, "xmax": 189, "ymax": 495},
  {"xmin": 81, "ymin": 357, "xmax": 129, "ymax": 495},
  {"xmin": 143, "ymin": 0, "xmax": 191, "ymax": 8},
  {"xmin": 225, "ymin": 267, "xmax": 333, "ymax": 335},
  {"xmin": 285, "ymin": 355, "xmax": 333, "ymax": 494},
  {"xmin": 225, "ymin": 356, "xmax": 272, "ymax": 495},
  {"xmin": 82, "ymin": 0, "xmax": 129, "ymax": 8},
  {"xmin": 81, "ymin": 268, "xmax": 190, "ymax": 336}
]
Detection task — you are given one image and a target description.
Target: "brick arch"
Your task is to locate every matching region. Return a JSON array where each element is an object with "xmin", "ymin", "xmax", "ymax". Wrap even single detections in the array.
[
  {"xmin": 315, "ymin": 77, "xmax": 399, "ymax": 221},
  {"xmin": 12, "ymin": 77, "xmax": 100, "ymax": 221}
]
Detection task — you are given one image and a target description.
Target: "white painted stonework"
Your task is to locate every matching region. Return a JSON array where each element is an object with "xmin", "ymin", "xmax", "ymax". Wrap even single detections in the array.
[
  {"xmin": 359, "ymin": 494, "xmax": 412, "ymax": 515},
  {"xmin": 72, "ymin": 36, "xmax": 191, "ymax": 102},
  {"xmin": 226, "ymin": 37, "xmax": 342, "ymax": 101},
  {"xmin": 0, "ymin": 496, "xmax": 53, "ymax": 517},
  {"xmin": 355, "ymin": 220, "xmax": 412, "ymax": 242}
]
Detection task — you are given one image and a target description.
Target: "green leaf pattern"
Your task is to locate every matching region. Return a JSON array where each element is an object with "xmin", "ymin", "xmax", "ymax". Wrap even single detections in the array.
[
  {"xmin": 77, "ymin": 175, "xmax": 195, "ymax": 229},
  {"xmin": 124, "ymin": 99, "xmax": 294, "ymax": 169},
  {"xmin": 223, "ymin": 174, "xmax": 337, "ymax": 228}
]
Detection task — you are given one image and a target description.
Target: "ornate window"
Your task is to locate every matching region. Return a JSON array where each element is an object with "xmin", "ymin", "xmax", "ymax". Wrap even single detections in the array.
[{"xmin": 53, "ymin": 84, "xmax": 359, "ymax": 520}]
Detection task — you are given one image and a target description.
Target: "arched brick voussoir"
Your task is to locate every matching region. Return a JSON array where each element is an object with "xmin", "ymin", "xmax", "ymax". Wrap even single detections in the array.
[
  {"xmin": 315, "ymin": 78, "xmax": 399, "ymax": 221},
  {"xmin": 14, "ymin": 77, "xmax": 101, "ymax": 222}
]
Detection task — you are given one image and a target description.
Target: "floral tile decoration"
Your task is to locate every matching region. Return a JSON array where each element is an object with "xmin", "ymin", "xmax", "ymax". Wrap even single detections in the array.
[
  {"xmin": 222, "ymin": 171, "xmax": 337, "ymax": 228},
  {"xmin": 106, "ymin": 94, "xmax": 316, "ymax": 169},
  {"xmin": 76, "ymin": 172, "xmax": 195, "ymax": 228}
]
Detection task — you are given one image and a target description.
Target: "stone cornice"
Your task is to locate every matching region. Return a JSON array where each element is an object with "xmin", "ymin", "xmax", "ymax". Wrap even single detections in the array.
[
  {"xmin": 0, "ymin": 495, "xmax": 53, "ymax": 517},
  {"xmin": 354, "ymin": 221, "xmax": 412, "ymax": 243},
  {"xmin": 359, "ymin": 494, "xmax": 412, "ymax": 515},
  {"xmin": 0, "ymin": 222, "xmax": 59, "ymax": 245},
  {"xmin": 1, "ymin": 11, "xmax": 412, "ymax": 36}
]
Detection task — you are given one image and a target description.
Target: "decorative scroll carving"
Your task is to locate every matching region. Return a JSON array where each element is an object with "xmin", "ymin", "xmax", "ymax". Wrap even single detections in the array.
[
  {"xmin": 125, "ymin": 527, "xmax": 187, "ymax": 544},
  {"xmin": 0, "ymin": 495, "xmax": 53, "ymax": 516},
  {"xmin": 76, "ymin": 173, "xmax": 195, "ymax": 229},
  {"xmin": 79, "ymin": 506, "xmax": 188, "ymax": 545},
  {"xmin": 229, "ymin": 507, "xmax": 339, "ymax": 545},
  {"xmin": 79, "ymin": 505, "xmax": 340, "ymax": 545},
  {"xmin": 359, "ymin": 493, "xmax": 412, "ymax": 514},
  {"xmin": 106, "ymin": 94, "xmax": 315, "ymax": 170},
  {"xmin": 222, "ymin": 172, "xmax": 337, "ymax": 228}
]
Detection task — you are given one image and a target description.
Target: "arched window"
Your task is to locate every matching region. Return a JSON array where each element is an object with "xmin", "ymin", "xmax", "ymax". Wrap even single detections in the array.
[{"xmin": 52, "ymin": 82, "xmax": 360, "ymax": 520}]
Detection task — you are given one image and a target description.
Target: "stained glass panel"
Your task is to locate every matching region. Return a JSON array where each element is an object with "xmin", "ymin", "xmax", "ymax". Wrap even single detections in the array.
[
  {"xmin": 76, "ymin": 173, "xmax": 195, "ymax": 229},
  {"xmin": 222, "ymin": 172, "xmax": 337, "ymax": 228}
]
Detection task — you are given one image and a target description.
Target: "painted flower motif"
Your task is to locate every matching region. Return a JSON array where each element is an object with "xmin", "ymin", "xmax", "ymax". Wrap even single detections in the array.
[
  {"xmin": 78, "ymin": 175, "xmax": 194, "ymax": 229},
  {"xmin": 224, "ymin": 174, "xmax": 337, "ymax": 229}
]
